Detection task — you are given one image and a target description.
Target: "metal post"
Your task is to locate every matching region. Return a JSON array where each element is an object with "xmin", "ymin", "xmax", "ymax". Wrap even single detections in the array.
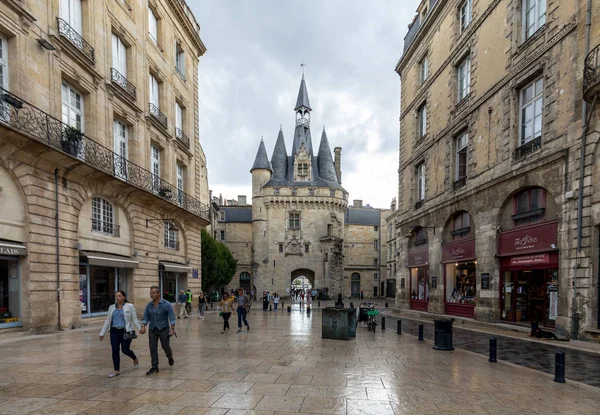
[
  {"xmin": 385, "ymin": 302, "xmax": 388, "ymax": 307},
  {"xmin": 307, "ymin": 306, "xmax": 310, "ymax": 314},
  {"xmin": 318, "ymin": 301, "xmax": 320, "ymax": 307},
  {"xmin": 554, "ymin": 352, "xmax": 566, "ymax": 383},
  {"xmin": 269, "ymin": 304, "xmax": 272, "ymax": 312},
  {"xmin": 397, "ymin": 320, "xmax": 402, "ymax": 335},
  {"xmin": 418, "ymin": 324, "xmax": 424, "ymax": 341},
  {"xmin": 489, "ymin": 338, "xmax": 497, "ymax": 363},
  {"xmin": 381, "ymin": 317, "xmax": 385, "ymax": 330}
]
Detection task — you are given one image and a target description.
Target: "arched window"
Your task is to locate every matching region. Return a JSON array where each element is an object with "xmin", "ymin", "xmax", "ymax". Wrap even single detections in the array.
[
  {"xmin": 451, "ymin": 211, "xmax": 470, "ymax": 239},
  {"xmin": 414, "ymin": 228, "xmax": 427, "ymax": 246},
  {"xmin": 240, "ymin": 272, "xmax": 251, "ymax": 292},
  {"xmin": 92, "ymin": 197, "xmax": 118, "ymax": 236},
  {"xmin": 513, "ymin": 188, "xmax": 546, "ymax": 226}
]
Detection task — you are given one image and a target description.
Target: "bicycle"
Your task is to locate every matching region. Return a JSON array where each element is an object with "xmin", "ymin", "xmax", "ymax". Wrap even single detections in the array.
[{"xmin": 367, "ymin": 309, "xmax": 379, "ymax": 332}]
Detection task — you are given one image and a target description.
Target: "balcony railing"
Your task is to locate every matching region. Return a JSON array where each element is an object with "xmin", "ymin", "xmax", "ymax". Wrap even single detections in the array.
[
  {"xmin": 56, "ymin": 18, "xmax": 95, "ymax": 63},
  {"xmin": 149, "ymin": 103, "xmax": 168, "ymax": 129},
  {"xmin": 453, "ymin": 176, "xmax": 466, "ymax": 190},
  {"xmin": 414, "ymin": 199, "xmax": 424, "ymax": 210},
  {"xmin": 584, "ymin": 44, "xmax": 600, "ymax": 103},
  {"xmin": 515, "ymin": 136, "xmax": 541, "ymax": 159},
  {"xmin": 111, "ymin": 68, "xmax": 137, "ymax": 100},
  {"xmin": 0, "ymin": 88, "xmax": 210, "ymax": 222},
  {"xmin": 175, "ymin": 127, "xmax": 190, "ymax": 147},
  {"xmin": 164, "ymin": 239, "xmax": 180, "ymax": 250},
  {"xmin": 91, "ymin": 219, "xmax": 120, "ymax": 236}
]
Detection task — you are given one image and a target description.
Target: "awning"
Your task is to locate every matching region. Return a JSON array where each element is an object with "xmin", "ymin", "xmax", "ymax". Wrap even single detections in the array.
[
  {"xmin": 0, "ymin": 242, "xmax": 27, "ymax": 256},
  {"xmin": 160, "ymin": 261, "xmax": 192, "ymax": 273},
  {"xmin": 80, "ymin": 251, "xmax": 139, "ymax": 268}
]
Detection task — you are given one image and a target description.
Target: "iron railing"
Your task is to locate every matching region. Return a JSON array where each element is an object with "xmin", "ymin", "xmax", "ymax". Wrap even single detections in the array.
[
  {"xmin": 56, "ymin": 18, "xmax": 95, "ymax": 63},
  {"xmin": 164, "ymin": 239, "xmax": 180, "ymax": 250},
  {"xmin": 453, "ymin": 176, "xmax": 466, "ymax": 190},
  {"xmin": 91, "ymin": 219, "xmax": 120, "ymax": 236},
  {"xmin": 149, "ymin": 103, "xmax": 168, "ymax": 128},
  {"xmin": 414, "ymin": 199, "xmax": 424, "ymax": 210},
  {"xmin": 0, "ymin": 88, "xmax": 210, "ymax": 222},
  {"xmin": 111, "ymin": 68, "xmax": 137, "ymax": 100},
  {"xmin": 175, "ymin": 127, "xmax": 190, "ymax": 147},
  {"xmin": 515, "ymin": 136, "xmax": 542, "ymax": 159},
  {"xmin": 583, "ymin": 44, "xmax": 600, "ymax": 103}
]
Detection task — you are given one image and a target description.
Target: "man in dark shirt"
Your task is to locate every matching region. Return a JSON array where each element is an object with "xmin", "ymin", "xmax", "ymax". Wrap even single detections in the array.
[{"xmin": 140, "ymin": 286, "xmax": 176, "ymax": 375}]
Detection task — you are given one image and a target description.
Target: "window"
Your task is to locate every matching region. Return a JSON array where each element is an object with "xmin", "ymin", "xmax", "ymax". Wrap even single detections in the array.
[
  {"xmin": 92, "ymin": 197, "xmax": 116, "ymax": 235},
  {"xmin": 298, "ymin": 163, "xmax": 308, "ymax": 176},
  {"xmin": 519, "ymin": 77, "xmax": 543, "ymax": 145},
  {"xmin": 176, "ymin": 163, "xmax": 184, "ymax": 205},
  {"xmin": 175, "ymin": 101, "xmax": 183, "ymax": 133},
  {"xmin": 374, "ymin": 273, "xmax": 378, "ymax": 280},
  {"xmin": 414, "ymin": 228, "xmax": 427, "ymax": 246},
  {"xmin": 523, "ymin": 0, "xmax": 546, "ymax": 40},
  {"xmin": 459, "ymin": 0, "xmax": 472, "ymax": 33},
  {"xmin": 327, "ymin": 224, "xmax": 333, "ymax": 236},
  {"xmin": 417, "ymin": 104, "xmax": 427, "ymax": 139},
  {"xmin": 288, "ymin": 212, "xmax": 300, "ymax": 230},
  {"xmin": 304, "ymin": 244, "xmax": 309, "ymax": 253},
  {"xmin": 148, "ymin": 7, "xmax": 158, "ymax": 44},
  {"xmin": 164, "ymin": 222, "xmax": 178, "ymax": 250},
  {"xmin": 111, "ymin": 34, "xmax": 127, "ymax": 76},
  {"xmin": 149, "ymin": 74, "xmax": 159, "ymax": 107},
  {"xmin": 219, "ymin": 211, "xmax": 225, "ymax": 221},
  {"xmin": 419, "ymin": 55, "xmax": 428, "ymax": 84},
  {"xmin": 374, "ymin": 226, "xmax": 379, "ymax": 232},
  {"xmin": 113, "ymin": 120, "xmax": 128, "ymax": 180},
  {"xmin": 175, "ymin": 42, "xmax": 185, "ymax": 78},
  {"xmin": 62, "ymin": 81, "xmax": 83, "ymax": 131},
  {"xmin": 457, "ymin": 57, "xmax": 471, "ymax": 101},
  {"xmin": 513, "ymin": 188, "xmax": 546, "ymax": 225},
  {"xmin": 220, "ymin": 230, "xmax": 225, "ymax": 241},
  {"xmin": 279, "ymin": 243, "xmax": 283, "ymax": 253},
  {"xmin": 60, "ymin": 0, "xmax": 82, "ymax": 34},
  {"xmin": 374, "ymin": 258, "xmax": 379, "ymax": 266},
  {"xmin": 0, "ymin": 34, "xmax": 8, "ymax": 91},
  {"xmin": 325, "ymin": 253, "xmax": 328, "ymax": 262},
  {"xmin": 452, "ymin": 211, "xmax": 471, "ymax": 239},
  {"xmin": 374, "ymin": 240, "xmax": 379, "ymax": 250},
  {"xmin": 417, "ymin": 163, "xmax": 425, "ymax": 201},
  {"xmin": 151, "ymin": 144, "xmax": 160, "ymax": 193},
  {"xmin": 455, "ymin": 132, "xmax": 468, "ymax": 180}
]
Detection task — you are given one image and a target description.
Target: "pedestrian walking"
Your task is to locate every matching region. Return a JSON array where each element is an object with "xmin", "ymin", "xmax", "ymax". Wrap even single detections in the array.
[
  {"xmin": 198, "ymin": 292, "xmax": 207, "ymax": 319},
  {"xmin": 177, "ymin": 289, "xmax": 188, "ymax": 319},
  {"xmin": 185, "ymin": 288, "xmax": 192, "ymax": 315},
  {"xmin": 273, "ymin": 293, "xmax": 280, "ymax": 311},
  {"xmin": 99, "ymin": 290, "xmax": 140, "ymax": 378},
  {"xmin": 219, "ymin": 292, "xmax": 234, "ymax": 333},
  {"xmin": 236, "ymin": 288, "xmax": 251, "ymax": 333},
  {"xmin": 140, "ymin": 286, "xmax": 176, "ymax": 375}
]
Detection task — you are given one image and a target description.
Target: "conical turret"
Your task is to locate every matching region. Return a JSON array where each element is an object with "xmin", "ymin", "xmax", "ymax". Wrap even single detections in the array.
[
  {"xmin": 294, "ymin": 73, "xmax": 312, "ymax": 111},
  {"xmin": 317, "ymin": 127, "xmax": 338, "ymax": 182},
  {"xmin": 271, "ymin": 127, "xmax": 288, "ymax": 180},
  {"xmin": 250, "ymin": 139, "xmax": 272, "ymax": 172}
]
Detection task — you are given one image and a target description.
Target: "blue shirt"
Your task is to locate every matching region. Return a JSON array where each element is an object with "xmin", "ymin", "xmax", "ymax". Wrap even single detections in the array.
[
  {"xmin": 142, "ymin": 299, "xmax": 176, "ymax": 331},
  {"xmin": 178, "ymin": 294, "xmax": 188, "ymax": 303},
  {"xmin": 111, "ymin": 307, "xmax": 126, "ymax": 329}
]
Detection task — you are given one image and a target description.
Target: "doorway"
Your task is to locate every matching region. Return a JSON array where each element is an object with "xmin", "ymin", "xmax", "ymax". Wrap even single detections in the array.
[
  {"xmin": 501, "ymin": 269, "xmax": 557, "ymax": 328},
  {"xmin": 351, "ymin": 273, "xmax": 360, "ymax": 298}
]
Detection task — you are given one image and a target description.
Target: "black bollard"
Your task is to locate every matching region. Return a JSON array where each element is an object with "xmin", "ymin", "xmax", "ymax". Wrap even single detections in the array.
[
  {"xmin": 307, "ymin": 306, "xmax": 311, "ymax": 314},
  {"xmin": 385, "ymin": 302, "xmax": 388, "ymax": 308},
  {"xmin": 418, "ymin": 324, "xmax": 424, "ymax": 341},
  {"xmin": 489, "ymin": 338, "xmax": 497, "ymax": 363},
  {"xmin": 287, "ymin": 306, "xmax": 291, "ymax": 313},
  {"xmin": 381, "ymin": 317, "xmax": 385, "ymax": 330},
  {"xmin": 210, "ymin": 302, "xmax": 213, "ymax": 309},
  {"xmin": 318, "ymin": 301, "xmax": 320, "ymax": 307},
  {"xmin": 269, "ymin": 304, "xmax": 272, "ymax": 312},
  {"xmin": 554, "ymin": 352, "xmax": 566, "ymax": 383},
  {"xmin": 397, "ymin": 320, "xmax": 402, "ymax": 335}
]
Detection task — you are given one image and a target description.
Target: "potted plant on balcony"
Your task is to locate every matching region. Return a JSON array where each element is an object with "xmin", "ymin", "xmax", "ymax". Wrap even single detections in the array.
[{"xmin": 61, "ymin": 125, "xmax": 83, "ymax": 156}]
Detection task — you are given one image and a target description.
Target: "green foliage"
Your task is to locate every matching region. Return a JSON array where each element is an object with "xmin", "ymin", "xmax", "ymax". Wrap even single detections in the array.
[{"xmin": 201, "ymin": 229, "xmax": 237, "ymax": 293}]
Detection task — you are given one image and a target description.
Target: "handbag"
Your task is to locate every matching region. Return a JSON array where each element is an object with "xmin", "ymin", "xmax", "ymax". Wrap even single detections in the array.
[{"xmin": 123, "ymin": 330, "xmax": 137, "ymax": 340}]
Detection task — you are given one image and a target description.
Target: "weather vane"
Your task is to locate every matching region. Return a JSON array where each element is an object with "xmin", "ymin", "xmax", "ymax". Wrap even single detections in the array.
[{"xmin": 301, "ymin": 61, "xmax": 305, "ymax": 75}]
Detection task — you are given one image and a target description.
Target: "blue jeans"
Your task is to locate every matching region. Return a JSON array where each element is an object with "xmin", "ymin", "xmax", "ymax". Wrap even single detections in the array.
[
  {"xmin": 274, "ymin": 303, "xmax": 278, "ymax": 311},
  {"xmin": 110, "ymin": 328, "xmax": 137, "ymax": 371},
  {"xmin": 237, "ymin": 306, "xmax": 248, "ymax": 328}
]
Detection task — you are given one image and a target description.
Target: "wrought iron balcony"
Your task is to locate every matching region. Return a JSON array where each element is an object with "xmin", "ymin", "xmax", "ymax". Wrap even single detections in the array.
[
  {"xmin": 453, "ymin": 176, "xmax": 466, "ymax": 190},
  {"xmin": 91, "ymin": 219, "xmax": 120, "ymax": 237},
  {"xmin": 149, "ymin": 103, "xmax": 168, "ymax": 129},
  {"xmin": 111, "ymin": 68, "xmax": 137, "ymax": 100},
  {"xmin": 0, "ymin": 88, "xmax": 210, "ymax": 222},
  {"xmin": 164, "ymin": 239, "xmax": 180, "ymax": 250},
  {"xmin": 584, "ymin": 44, "xmax": 600, "ymax": 103},
  {"xmin": 175, "ymin": 127, "xmax": 190, "ymax": 147},
  {"xmin": 515, "ymin": 136, "xmax": 541, "ymax": 159},
  {"xmin": 414, "ymin": 199, "xmax": 424, "ymax": 210},
  {"xmin": 56, "ymin": 18, "xmax": 95, "ymax": 63}
]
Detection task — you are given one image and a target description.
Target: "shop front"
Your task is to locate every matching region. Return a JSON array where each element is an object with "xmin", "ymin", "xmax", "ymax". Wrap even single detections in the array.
[
  {"xmin": 79, "ymin": 251, "xmax": 139, "ymax": 317},
  {"xmin": 442, "ymin": 238, "xmax": 476, "ymax": 318},
  {"xmin": 498, "ymin": 221, "xmax": 558, "ymax": 328},
  {"xmin": 407, "ymin": 247, "xmax": 429, "ymax": 311},
  {"xmin": 0, "ymin": 241, "xmax": 26, "ymax": 328},
  {"xmin": 159, "ymin": 261, "xmax": 192, "ymax": 303}
]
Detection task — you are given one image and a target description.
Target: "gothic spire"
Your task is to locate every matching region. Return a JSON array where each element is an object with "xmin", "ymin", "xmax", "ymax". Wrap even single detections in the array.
[
  {"xmin": 250, "ymin": 139, "xmax": 272, "ymax": 172},
  {"xmin": 271, "ymin": 127, "xmax": 288, "ymax": 180},
  {"xmin": 294, "ymin": 73, "xmax": 312, "ymax": 111},
  {"xmin": 317, "ymin": 127, "xmax": 338, "ymax": 182}
]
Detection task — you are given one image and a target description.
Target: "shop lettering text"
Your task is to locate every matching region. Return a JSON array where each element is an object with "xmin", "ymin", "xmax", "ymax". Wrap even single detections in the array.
[
  {"xmin": 0, "ymin": 247, "xmax": 20, "ymax": 255},
  {"xmin": 514, "ymin": 235, "xmax": 538, "ymax": 249},
  {"xmin": 509, "ymin": 253, "xmax": 549, "ymax": 266},
  {"xmin": 451, "ymin": 247, "xmax": 465, "ymax": 258},
  {"xmin": 414, "ymin": 255, "xmax": 423, "ymax": 263}
]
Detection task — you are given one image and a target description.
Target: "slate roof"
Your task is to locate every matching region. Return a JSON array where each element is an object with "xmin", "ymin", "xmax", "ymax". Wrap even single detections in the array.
[
  {"xmin": 294, "ymin": 73, "xmax": 312, "ymax": 111},
  {"xmin": 271, "ymin": 127, "xmax": 288, "ymax": 180},
  {"xmin": 317, "ymin": 128, "xmax": 338, "ymax": 182},
  {"xmin": 221, "ymin": 206, "xmax": 252, "ymax": 223},
  {"xmin": 345, "ymin": 207, "xmax": 381, "ymax": 226},
  {"xmin": 251, "ymin": 139, "xmax": 272, "ymax": 172}
]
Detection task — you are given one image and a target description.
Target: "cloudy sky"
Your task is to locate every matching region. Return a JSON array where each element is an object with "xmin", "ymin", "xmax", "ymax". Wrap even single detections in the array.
[{"xmin": 190, "ymin": 0, "xmax": 420, "ymax": 208}]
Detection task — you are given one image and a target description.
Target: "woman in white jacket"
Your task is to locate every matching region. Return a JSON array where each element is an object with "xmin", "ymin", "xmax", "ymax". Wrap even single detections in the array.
[{"xmin": 99, "ymin": 290, "xmax": 141, "ymax": 377}]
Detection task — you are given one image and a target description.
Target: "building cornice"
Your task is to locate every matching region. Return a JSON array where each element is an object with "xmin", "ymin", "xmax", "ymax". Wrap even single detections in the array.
[
  {"xmin": 264, "ymin": 196, "xmax": 348, "ymax": 212},
  {"xmin": 166, "ymin": 0, "xmax": 206, "ymax": 56}
]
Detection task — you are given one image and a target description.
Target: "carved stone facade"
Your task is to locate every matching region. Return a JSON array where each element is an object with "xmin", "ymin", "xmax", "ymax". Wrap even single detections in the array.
[{"xmin": 388, "ymin": 0, "xmax": 600, "ymax": 339}]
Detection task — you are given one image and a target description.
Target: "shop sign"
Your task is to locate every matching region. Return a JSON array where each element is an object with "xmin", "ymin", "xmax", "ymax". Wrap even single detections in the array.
[
  {"xmin": 0, "ymin": 245, "xmax": 26, "ymax": 256},
  {"xmin": 407, "ymin": 247, "xmax": 429, "ymax": 267},
  {"xmin": 442, "ymin": 238, "xmax": 476, "ymax": 263},
  {"xmin": 192, "ymin": 269, "xmax": 199, "ymax": 279},
  {"xmin": 509, "ymin": 253, "xmax": 550, "ymax": 266},
  {"xmin": 498, "ymin": 221, "xmax": 558, "ymax": 256},
  {"xmin": 481, "ymin": 273, "xmax": 490, "ymax": 290},
  {"xmin": 549, "ymin": 291, "xmax": 558, "ymax": 320}
]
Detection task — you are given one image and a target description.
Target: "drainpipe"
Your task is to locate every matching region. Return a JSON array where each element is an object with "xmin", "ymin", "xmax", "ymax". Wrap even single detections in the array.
[
  {"xmin": 574, "ymin": 0, "xmax": 594, "ymax": 340},
  {"xmin": 55, "ymin": 169, "xmax": 62, "ymax": 330}
]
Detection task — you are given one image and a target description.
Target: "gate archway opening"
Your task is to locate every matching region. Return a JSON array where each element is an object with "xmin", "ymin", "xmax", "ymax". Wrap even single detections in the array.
[
  {"xmin": 239, "ymin": 272, "xmax": 251, "ymax": 294},
  {"xmin": 290, "ymin": 268, "xmax": 315, "ymax": 294},
  {"xmin": 351, "ymin": 272, "xmax": 361, "ymax": 298}
]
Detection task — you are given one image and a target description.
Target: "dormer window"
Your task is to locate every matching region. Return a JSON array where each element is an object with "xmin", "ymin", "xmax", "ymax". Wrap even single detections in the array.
[{"xmin": 298, "ymin": 163, "xmax": 308, "ymax": 176}]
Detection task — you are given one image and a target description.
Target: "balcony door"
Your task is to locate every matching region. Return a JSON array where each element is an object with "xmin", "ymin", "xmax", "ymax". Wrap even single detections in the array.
[
  {"xmin": 113, "ymin": 120, "xmax": 128, "ymax": 180},
  {"xmin": 0, "ymin": 34, "xmax": 9, "ymax": 122},
  {"xmin": 151, "ymin": 144, "xmax": 160, "ymax": 193},
  {"xmin": 111, "ymin": 34, "xmax": 127, "ymax": 77},
  {"xmin": 60, "ymin": 0, "xmax": 82, "ymax": 34}
]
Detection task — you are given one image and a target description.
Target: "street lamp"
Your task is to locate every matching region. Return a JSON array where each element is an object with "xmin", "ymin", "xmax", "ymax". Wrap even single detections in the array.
[{"xmin": 145, "ymin": 218, "xmax": 178, "ymax": 231}]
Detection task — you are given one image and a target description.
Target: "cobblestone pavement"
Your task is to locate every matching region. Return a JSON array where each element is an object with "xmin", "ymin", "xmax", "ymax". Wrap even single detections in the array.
[{"xmin": 0, "ymin": 304, "xmax": 599, "ymax": 415}]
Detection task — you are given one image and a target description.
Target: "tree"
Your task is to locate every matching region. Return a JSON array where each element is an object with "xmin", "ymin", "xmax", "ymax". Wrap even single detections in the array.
[{"xmin": 201, "ymin": 229, "xmax": 237, "ymax": 293}]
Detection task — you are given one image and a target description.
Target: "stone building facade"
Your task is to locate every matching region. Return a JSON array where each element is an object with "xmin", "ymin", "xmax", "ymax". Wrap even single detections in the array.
[
  {"xmin": 0, "ymin": 0, "xmax": 210, "ymax": 332},
  {"xmin": 387, "ymin": 0, "xmax": 600, "ymax": 339}
]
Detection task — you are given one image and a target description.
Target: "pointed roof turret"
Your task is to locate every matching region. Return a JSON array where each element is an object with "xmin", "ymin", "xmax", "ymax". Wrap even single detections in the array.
[
  {"xmin": 294, "ymin": 73, "xmax": 312, "ymax": 111},
  {"xmin": 250, "ymin": 139, "xmax": 272, "ymax": 172},
  {"xmin": 271, "ymin": 127, "xmax": 288, "ymax": 180},
  {"xmin": 317, "ymin": 127, "xmax": 338, "ymax": 182}
]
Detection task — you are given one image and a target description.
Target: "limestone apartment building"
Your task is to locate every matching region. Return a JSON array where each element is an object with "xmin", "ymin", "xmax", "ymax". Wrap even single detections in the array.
[
  {"xmin": 0, "ymin": 0, "xmax": 210, "ymax": 332},
  {"xmin": 388, "ymin": 0, "xmax": 600, "ymax": 339}
]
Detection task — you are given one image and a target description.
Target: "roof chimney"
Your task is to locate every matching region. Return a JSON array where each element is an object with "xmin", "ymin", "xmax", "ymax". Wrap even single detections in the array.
[
  {"xmin": 353, "ymin": 199, "xmax": 363, "ymax": 208},
  {"xmin": 238, "ymin": 195, "xmax": 247, "ymax": 205},
  {"xmin": 334, "ymin": 147, "xmax": 342, "ymax": 184}
]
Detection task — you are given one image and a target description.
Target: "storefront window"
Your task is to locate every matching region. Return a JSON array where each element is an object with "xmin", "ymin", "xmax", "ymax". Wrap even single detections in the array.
[
  {"xmin": 410, "ymin": 267, "xmax": 428, "ymax": 301},
  {"xmin": 160, "ymin": 272, "xmax": 188, "ymax": 302},
  {"xmin": 0, "ymin": 258, "xmax": 20, "ymax": 327},
  {"xmin": 79, "ymin": 263, "xmax": 127, "ymax": 316},
  {"xmin": 445, "ymin": 262, "xmax": 476, "ymax": 305}
]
